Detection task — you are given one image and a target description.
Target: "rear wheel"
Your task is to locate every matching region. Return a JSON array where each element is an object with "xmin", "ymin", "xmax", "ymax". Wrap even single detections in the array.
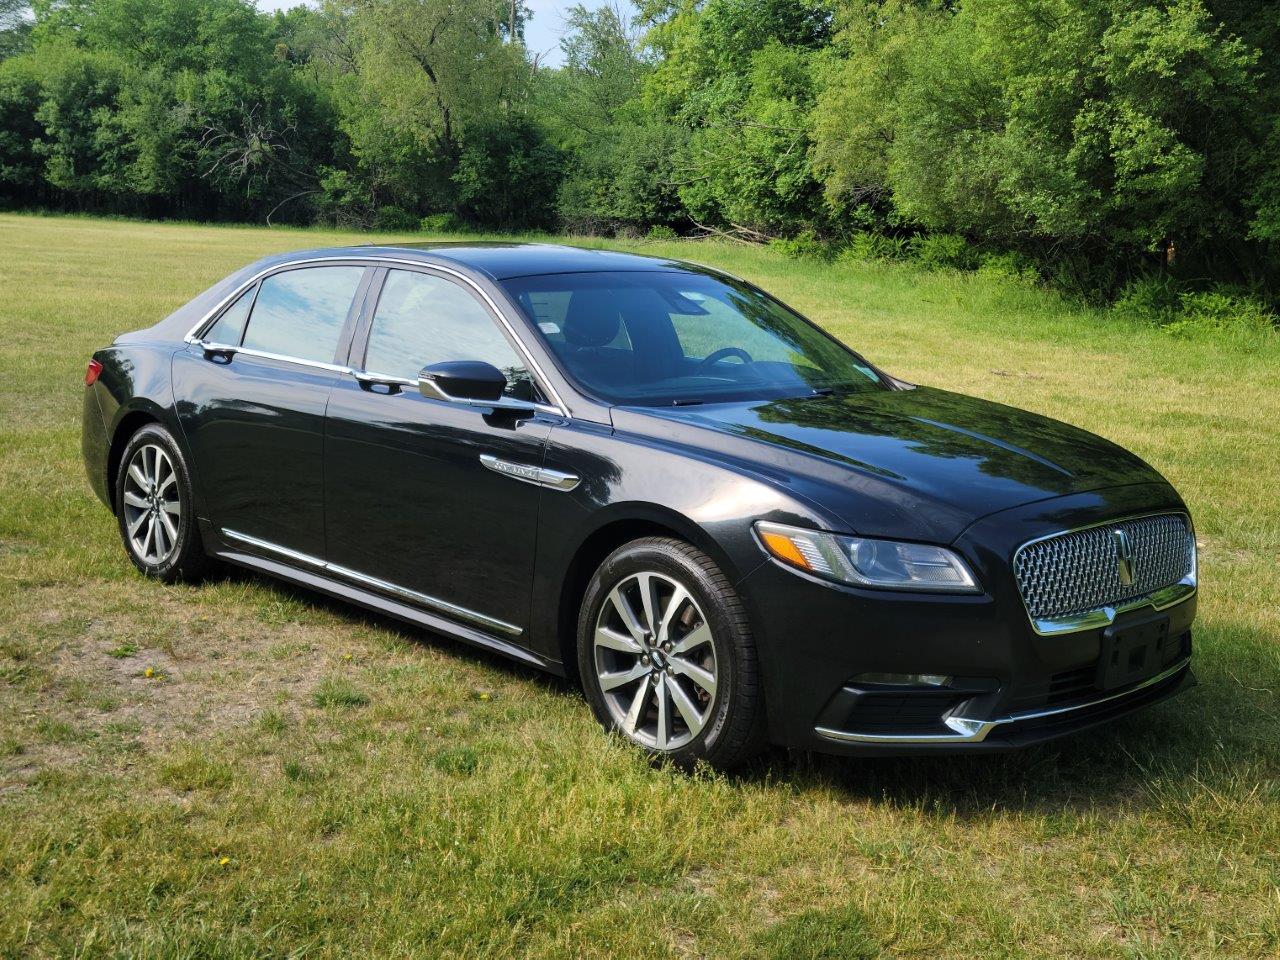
[
  {"xmin": 114, "ymin": 423, "xmax": 210, "ymax": 582},
  {"xmin": 577, "ymin": 537, "xmax": 766, "ymax": 769}
]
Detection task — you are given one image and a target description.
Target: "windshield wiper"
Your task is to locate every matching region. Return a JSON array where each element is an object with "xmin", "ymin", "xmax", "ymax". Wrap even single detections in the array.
[{"xmin": 670, "ymin": 398, "xmax": 705, "ymax": 407}]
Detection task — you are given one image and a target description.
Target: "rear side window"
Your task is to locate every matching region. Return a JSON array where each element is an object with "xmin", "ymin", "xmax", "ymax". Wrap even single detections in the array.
[
  {"xmin": 203, "ymin": 287, "xmax": 255, "ymax": 345},
  {"xmin": 240, "ymin": 267, "xmax": 365, "ymax": 364},
  {"xmin": 364, "ymin": 269, "xmax": 534, "ymax": 396}
]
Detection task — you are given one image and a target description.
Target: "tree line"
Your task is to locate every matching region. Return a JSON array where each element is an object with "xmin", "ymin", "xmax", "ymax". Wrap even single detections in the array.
[{"xmin": 2, "ymin": 0, "xmax": 1278, "ymax": 307}]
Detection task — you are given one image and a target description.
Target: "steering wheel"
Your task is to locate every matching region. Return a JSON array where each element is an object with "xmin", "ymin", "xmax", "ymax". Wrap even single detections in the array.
[{"xmin": 695, "ymin": 346, "xmax": 754, "ymax": 374}]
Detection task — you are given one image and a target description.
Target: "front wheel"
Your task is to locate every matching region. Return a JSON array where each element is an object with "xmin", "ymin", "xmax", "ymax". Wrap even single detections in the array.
[
  {"xmin": 577, "ymin": 537, "xmax": 766, "ymax": 769},
  {"xmin": 114, "ymin": 423, "xmax": 211, "ymax": 582}
]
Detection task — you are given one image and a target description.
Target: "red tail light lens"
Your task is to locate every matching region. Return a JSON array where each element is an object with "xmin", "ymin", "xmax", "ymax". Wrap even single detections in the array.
[{"xmin": 85, "ymin": 359, "xmax": 103, "ymax": 386}]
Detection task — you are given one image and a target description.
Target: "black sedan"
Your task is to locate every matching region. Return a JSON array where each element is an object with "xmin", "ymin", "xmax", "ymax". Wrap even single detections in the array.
[{"xmin": 81, "ymin": 243, "xmax": 1197, "ymax": 768}]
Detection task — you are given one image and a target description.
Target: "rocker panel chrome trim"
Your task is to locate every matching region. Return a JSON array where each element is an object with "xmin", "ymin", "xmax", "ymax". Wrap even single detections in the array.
[{"xmin": 221, "ymin": 528, "xmax": 523, "ymax": 637}]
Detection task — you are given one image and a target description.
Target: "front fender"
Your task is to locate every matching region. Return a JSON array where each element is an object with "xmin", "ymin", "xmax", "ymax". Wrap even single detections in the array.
[{"xmin": 526, "ymin": 417, "xmax": 839, "ymax": 739}]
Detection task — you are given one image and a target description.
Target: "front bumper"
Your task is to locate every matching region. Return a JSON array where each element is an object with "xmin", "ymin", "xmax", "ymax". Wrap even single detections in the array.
[
  {"xmin": 738, "ymin": 483, "xmax": 1197, "ymax": 755},
  {"xmin": 814, "ymin": 654, "xmax": 1193, "ymax": 749}
]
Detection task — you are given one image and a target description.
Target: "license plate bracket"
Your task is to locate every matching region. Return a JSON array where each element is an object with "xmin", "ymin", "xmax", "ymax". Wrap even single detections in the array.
[{"xmin": 1097, "ymin": 615, "xmax": 1169, "ymax": 691}]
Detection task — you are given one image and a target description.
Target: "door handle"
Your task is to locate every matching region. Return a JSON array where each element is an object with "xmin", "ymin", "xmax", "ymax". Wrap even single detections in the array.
[
  {"xmin": 200, "ymin": 342, "xmax": 237, "ymax": 363},
  {"xmin": 353, "ymin": 371, "xmax": 407, "ymax": 394},
  {"xmin": 479, "ymin": 454, "xmax": 579, "ymax": 492}
]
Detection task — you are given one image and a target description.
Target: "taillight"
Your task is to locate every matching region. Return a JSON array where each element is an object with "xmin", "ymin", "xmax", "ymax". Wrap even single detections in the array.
[{"xmin": 85, "ymin": 359, "xmax": 103, "ymax": 386}]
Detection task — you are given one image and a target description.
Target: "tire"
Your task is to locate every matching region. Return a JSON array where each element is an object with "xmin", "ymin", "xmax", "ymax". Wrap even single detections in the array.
[
  {"xmin": 114, "ymin": 422, "xmax": 211, "ymax": 582},
  {"xmin": 577, "ymin": 537, "xmax": 766, "ymax": 770}
]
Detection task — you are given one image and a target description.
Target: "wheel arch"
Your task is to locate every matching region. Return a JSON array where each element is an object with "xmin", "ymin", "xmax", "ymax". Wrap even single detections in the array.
[
  {"xmin": 104, "ymin": 397, "xmax": 197, "ymax": 512},
  {"xmin": 553, "ymin": 504, "xmax": 747, "ymax": 685}
]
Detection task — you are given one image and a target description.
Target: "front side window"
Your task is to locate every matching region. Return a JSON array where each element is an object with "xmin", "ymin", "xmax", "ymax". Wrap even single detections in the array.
[
  {"xmin": 364, "ymin": 269, "xmax": 534, "ymax": 397},
  {"xmin": 240, "ymin": 266, "xmax": 365, "ymax": 364},
  {"xmin": 503, "ymin": 270, "xmax": 885, "ymax": 406}
]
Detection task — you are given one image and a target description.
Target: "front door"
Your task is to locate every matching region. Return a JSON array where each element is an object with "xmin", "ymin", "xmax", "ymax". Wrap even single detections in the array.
[
  {"xmin": 174, "ymin": 264, "xmax": 370, "ymax": 558},
  {"xmin": 324, "ymin": 267, "xmax": 555, "ymax": 639}
]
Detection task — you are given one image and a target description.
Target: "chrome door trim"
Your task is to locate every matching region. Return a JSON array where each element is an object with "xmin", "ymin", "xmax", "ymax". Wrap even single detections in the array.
[
  {"xmin": 199, "ymin": 341, "xmax": 356, "ymax": 375},
  {"xmin": 1012, "ymin": 510, "xmax": 1197, "ymax": 636},
  {"xmin": 221, "ymin": 528, "xmax": 523, "ymax": 637},
  {"xmin": 184, "ymin": 255, "xmax": 569, "ymax": 417},
  {"xmin": 814, "ymin": 655, "xmax": 1191, "ymax": 745},
  {"xmin": 479, "ymin": 454, "xmax": 580, "ymax": 491},
  {"xmin": 375, "ymin": 370, "xmax": 563, "ymax": 417}
]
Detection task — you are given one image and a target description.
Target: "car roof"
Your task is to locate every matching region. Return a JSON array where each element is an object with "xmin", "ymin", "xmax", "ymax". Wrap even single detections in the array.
[{"xmin": 301, "ymin": 241, "xmax": 697, "ymax": 281}]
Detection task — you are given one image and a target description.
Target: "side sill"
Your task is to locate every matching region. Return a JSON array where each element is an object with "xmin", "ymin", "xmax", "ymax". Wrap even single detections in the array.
[{"xmin": 212, "ymin": 547, "xmax": 549, "ymax": 671}]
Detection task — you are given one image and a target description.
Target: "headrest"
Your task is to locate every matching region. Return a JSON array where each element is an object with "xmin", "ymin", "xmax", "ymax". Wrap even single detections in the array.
[{"xmin": 563, "ymin": 289, "xmax": 622, "ymax": 347}]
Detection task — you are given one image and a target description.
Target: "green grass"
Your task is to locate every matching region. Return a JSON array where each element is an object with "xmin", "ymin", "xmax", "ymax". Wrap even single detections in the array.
[{"xmin": 1, "ymin": 212, "xmax": 1278, "ymax": 958}]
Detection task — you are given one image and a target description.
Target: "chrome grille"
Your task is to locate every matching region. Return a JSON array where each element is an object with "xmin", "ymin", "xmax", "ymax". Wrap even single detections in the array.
[{"xmin": 1014, "ymin": 514, "xmax": 1194, "ymax": 622}]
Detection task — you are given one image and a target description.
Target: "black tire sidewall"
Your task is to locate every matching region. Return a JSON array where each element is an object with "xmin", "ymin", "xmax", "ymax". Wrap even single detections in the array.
[
  {"xmin": 577, "ymin": 538, "xmax": 753, "ymax": 767},
  {"xmin": 114, "ymin": 423, "xmax": 204, "ymax": 582}
]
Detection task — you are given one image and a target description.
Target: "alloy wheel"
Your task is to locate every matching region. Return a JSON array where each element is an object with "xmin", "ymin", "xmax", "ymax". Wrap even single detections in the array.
[
  {"xmin": 121, "ymin": 443, "xmax": 181, "ymax": 566},
  {"xmin": 592, "ymin": 570, "xmax": 719, "ymax": 751}
]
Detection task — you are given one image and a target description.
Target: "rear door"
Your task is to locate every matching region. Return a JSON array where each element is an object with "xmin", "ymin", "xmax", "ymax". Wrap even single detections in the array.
[
  {"xmin": 174, "ymin": 263, "xmax": 372, "ymax": 559},
  {"xmin": 324, "ymin": 266, "xmax": 558, "ymax": 639}
]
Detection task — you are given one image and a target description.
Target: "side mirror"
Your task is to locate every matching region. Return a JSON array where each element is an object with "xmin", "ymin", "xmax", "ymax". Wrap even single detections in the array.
[{"xmin": 419, "ymin": 360, "xmax": 508, "ymax": 403}]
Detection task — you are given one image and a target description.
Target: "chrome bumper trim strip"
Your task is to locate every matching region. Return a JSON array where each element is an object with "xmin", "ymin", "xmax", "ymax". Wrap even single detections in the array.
[
  {"xmin": 1029, "ymin": 579, "xmax": 1196, "ymax": 636},
  {"xmin": 221, "ymin": 528, "xmax": 522, "ymax": 637},
  {"xmin": 814, "ymin": 655, "xmax": 1191, "ymax": 745}
]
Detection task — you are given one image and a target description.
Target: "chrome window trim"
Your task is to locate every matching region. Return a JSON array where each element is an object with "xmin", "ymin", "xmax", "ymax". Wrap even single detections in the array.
[
  {"xmin": 199, "ymin": 341, "xmax": 356, "ymax": 375},
  {"xmin": 815, "ymin": 655, "xmax": 1191, "ymax": 745},
  {"xmin": 352, "ymin": 369, "xmax": 563, "ymax": 417},
  {"xmin": 221, "ymin": 528, "xmax": 523, "ymax": 637},
  {"xmin": 184, "ymin": 255, "xmax": 570, "ymax": 417},
  {"xmin": 1012, "ymin": 510, "xmax": 1197, "ymax": 637}
]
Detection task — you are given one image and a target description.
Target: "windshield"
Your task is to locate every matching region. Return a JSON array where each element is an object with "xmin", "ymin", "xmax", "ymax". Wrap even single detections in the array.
[{"xmin": 501, "ymin": 270, "xmax": 886, "ymax": 406}]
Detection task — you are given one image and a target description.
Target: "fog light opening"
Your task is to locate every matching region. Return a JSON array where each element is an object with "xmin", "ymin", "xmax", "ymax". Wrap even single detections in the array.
[{"xmin": 852, "ymin": 672, "xmax": 953, "ymax": 688}]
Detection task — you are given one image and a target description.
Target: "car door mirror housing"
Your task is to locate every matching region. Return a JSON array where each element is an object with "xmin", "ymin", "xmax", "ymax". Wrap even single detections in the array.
[{"xmin": 419, "ymin": 360, "xmax": 508, "ymax": 403}]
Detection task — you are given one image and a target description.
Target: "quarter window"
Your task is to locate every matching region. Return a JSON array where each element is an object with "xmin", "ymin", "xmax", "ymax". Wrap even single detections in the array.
[
  {"xmin": 240, "ymin": 266, "xmax": 365, "ymax": 365},
  {"xmin": 365, "ymin": 269, "xmax": 534, "ymax": 396},
  {"xmin": 203, "ymin": 287, "xmax": 255, "ymax": 346}
]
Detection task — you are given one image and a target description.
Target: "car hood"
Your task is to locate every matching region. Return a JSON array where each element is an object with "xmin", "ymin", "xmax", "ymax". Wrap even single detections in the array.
[{"xmin": 618, "ymin": 386, "xmax": 1167, "ymax": 543}]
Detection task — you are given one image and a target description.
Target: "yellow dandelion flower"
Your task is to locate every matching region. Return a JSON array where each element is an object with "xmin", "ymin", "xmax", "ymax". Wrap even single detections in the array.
[
  {"xmin": 219, "ymin": 856, "xmax": 230, "ymax": 866},
  {"xmin": 144, "ymin": 667, "xmax": 155, "ymax": 678}
]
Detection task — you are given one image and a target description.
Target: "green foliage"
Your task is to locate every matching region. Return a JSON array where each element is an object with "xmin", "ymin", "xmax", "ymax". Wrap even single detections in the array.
[
  {"xmin": 453, "ymin": 117, "xmax": 562, "ymax": 229},
  {"xmin": 1166, "ymin": 287, "xmax": 1277, "ymax": 338},
  {"xmin": 811, "ymin": 0, "xmax": 1278, "ymax": 293},
  {"xmin": 639, "ymin": 0, "xmax": 833, "ymax": 235},
  {"xmin": 2, "ymin": 0, "xmax": 1279, "ymax": 298},
  {"xmin": 838, "ymin": 230, "xmax": 909, "ymax": 262},
  {"xmin": 976, "ymin": 250, "xmax": 1042, "ymax": 286},
  {"xmin": 0, "ymin": 0, "xmax": 31, "ymax": 60},
  {"xmin": 1113, "ymin": 275, "xmax": 1277, "ymax": 340},
  {"xmin": 749, "ymin": 904, "xmax": 881, "ymax": 960},
  {"xmin": 907, "ymin": 233, "xmax": 979, "ymax": 271},
  {"xmin": 555, "ymin": 121, "xmax": 687, "ymax": 234},
  {"xmin": 313, "ymin": 676, "xmax": 370, "ymax": 709},
  {"xmin": 771, "ymin": 228, "xmax": 836, "ymax": 261},
  {"xmin": 1114, "ymin": 275, "xmax": 1183, "ymax": 325},
  {"xmin": 0, "ymin": 55, "xmax": 43, "ymax": 202}
]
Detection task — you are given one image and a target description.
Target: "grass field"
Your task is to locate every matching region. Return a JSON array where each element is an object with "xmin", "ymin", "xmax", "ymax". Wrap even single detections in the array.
[{"xmin": 1, "ymin": 213, "xmax": 1278, "ymax": 959}]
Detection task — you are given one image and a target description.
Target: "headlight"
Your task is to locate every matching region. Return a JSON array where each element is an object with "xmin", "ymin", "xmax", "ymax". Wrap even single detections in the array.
[{"xmin": 754, "ymin": 521, "xmax": 980, "ymax": 593}]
